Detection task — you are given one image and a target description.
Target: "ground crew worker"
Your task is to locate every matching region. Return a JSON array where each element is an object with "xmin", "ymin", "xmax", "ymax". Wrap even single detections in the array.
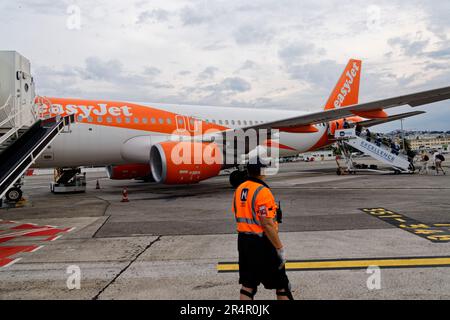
[{"xmin": 232, "ymin": 158, "xmax": 293, "ymax": 300}]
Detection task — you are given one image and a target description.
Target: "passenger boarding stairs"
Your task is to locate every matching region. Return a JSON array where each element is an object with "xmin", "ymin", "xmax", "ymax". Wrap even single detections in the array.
[
  {"xmin": 0, "ymin": 51, "xmax": 75, "ymax": 202},
  {"xmin": 0, "ymin": 114, "xmax": 75, "ymax": 200},
  {"xmin": 334, "ymin": 128, "xmax": 413, "ymax": 173}
]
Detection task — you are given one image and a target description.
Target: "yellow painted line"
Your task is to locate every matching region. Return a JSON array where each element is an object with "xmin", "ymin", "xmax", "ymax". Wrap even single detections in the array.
[{"xmin": 217, "ymin": 256, "xmax": 450, "ymax": 272}]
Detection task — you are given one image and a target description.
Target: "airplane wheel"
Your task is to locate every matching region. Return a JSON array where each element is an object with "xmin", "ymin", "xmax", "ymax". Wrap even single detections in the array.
[
  {"xmin": 230, "ymin": 170, "xmax": 247, "ymax": 188},
  {"xmin": 5, "ymin": 187, "xmax": 22, "ymax": 202}
]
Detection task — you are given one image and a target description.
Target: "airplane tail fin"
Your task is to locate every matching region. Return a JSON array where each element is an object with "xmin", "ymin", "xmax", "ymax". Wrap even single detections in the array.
[{"xmin": 324, "ymin": 59, "xmax": 362, "ymax": 110}]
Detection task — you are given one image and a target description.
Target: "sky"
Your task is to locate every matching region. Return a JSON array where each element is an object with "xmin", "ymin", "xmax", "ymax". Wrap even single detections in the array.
[{"xmin": 1, "ymin": 0, "xmax": 449, "ymax": 132}]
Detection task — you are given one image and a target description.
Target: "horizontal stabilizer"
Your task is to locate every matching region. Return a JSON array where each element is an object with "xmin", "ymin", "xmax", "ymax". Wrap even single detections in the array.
[{"xmin": 357, "ymin": 111, "xmax": 426, "ymax": 128}]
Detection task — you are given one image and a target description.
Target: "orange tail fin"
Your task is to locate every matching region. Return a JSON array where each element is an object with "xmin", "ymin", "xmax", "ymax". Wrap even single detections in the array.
[{"xmin": 324, "ymin": 59, "xmax": 362, "ymax": 110}]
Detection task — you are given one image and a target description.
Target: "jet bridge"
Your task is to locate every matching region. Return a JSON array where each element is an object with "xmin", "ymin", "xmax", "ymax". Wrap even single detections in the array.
[{"xmin": 334, "ymin": 128, "xmax": 414, "ymax": 175}]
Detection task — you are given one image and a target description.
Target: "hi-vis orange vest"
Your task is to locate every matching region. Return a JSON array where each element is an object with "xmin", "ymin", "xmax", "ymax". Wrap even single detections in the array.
[{"xmin": 232, "ymin": 178, "xmax": 278, "ymax": 237}]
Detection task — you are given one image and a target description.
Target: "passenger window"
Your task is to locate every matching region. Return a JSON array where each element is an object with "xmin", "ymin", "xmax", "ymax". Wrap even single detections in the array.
[
  {"xmin": 243, "ymin": 120, "xmax": 247, "ymax": 125},
  {"xmin": 237, "ymin": 120, "xmax": 241, "ymax": 125},
  {"xmin": 159, "ymin": 118, "xmax": 164, "ymax": 124},
  {"xmin": 107, "ymin": 117, "xmax": 112, "ymax": 123},
  {"xmin": 78, "ymin": 115, "xmax": 84, "ymax": 122},
  {"xmin": 231, "ymin": 120, "xmax": 235, "ymax": 125},
  {"xmin": 151, "ymin": 117, "xmax": 156, "ymax": 124},
  {"xmin": 219, "ymin": 120, "xmax": 223, "ymax": 125},
  {"xmin": 167, "ymin": 118, "xmax": 172, "ymax": 125},
  {"xmin": 212, "ymin": 119, "xmax": 216, "ymax": 124},
  {"xmin": 249, "ymin": 120, "xmax": 253, "ymax": 125},
  {"xmin": 116, "ymin": 118, "xmax": 122, "ymax": 123},
  {"xmin": 87, "ymin": 116, "xmax": 93, "ymax": 122},
  {"xmin": 97, "ymin": 116, "xmax": 103, "ymax": 122},
  {"xmin": 142, "ymin": 118, "xmax": 148, "ymax": 124},
  {"xmin": 134, "ymin": 118, "xmax": 139, "ymax": 124},
  {"xmin": 225, "ymin": 120, "xmax": 229, "ymax": 125},
  {"xmin": 125, "ymin": 117, "xmax": 131, "ymax": 123},
  {"xmin": 178, "ymin": 118, "xmax": 184, "ymax": 125}
]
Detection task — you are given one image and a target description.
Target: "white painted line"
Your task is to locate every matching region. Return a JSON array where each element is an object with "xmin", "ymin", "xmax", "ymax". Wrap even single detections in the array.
[
  {"xmin": 30, "ymin": 245, "xmax": 44, "ymax": 253},
  {"xmin": 2, "ymin": 258, "xmax": 22, "ymax": 268},
  {"xmin": 0, "ymin": 227, "xmax": 53, "ymax": 239},
  {"xmin": 50, "ymin": 235, "xmax": 62, "ymax": 241},
  {"xmin": 45, "ymin": 225, "xmax": 57, "ymax": 228},
  {"xmin": 67, "ymin": 227, "xmax": 76, "ymax": 233}
]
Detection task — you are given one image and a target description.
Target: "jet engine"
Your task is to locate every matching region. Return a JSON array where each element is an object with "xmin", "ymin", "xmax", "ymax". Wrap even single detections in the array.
[{"xmin": 149, "ymin": 141, "xmax": 223, "ymax": 184}]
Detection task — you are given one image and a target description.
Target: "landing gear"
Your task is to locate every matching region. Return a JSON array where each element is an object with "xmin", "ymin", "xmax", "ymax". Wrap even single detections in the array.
[
  {"xmin": 229, "ymin": 170, "xmax": 248, "ymax": 188},
  {"xmin": 5, "ymin": 187, "xmax": 23, "ymax": 202}
]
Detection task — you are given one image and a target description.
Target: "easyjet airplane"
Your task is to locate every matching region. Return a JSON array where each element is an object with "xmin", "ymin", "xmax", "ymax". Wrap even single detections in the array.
[{"xmin": 33, "ymin": 59, "xmax": 450, "ymax": 187}]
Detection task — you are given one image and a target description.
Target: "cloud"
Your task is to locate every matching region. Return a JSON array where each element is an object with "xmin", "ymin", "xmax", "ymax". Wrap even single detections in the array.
[
  {"xmin": 180, "ymin": 5, "xmax": 213, "ymax": 26},
  {"xmin": 198, "ymin": 66, "xmax": 219, "ymax": 80},
  {"xmin": 278, "ymin": 42, "xmax": 323, "ymax": 66},
  {"xmin": 388, "ymin": 37, "xmax": 430, "ymax": 57},
  {"xmin": 211, "ymin": 77, "xmax": 251, "ymax": 93},
  {"xmin": 233, "ymin": 25, "xmax": 273, "ymax": 45},
  {"xmin": 283, "ymin": 59, "xmax": 343, "ymax": 89},
  {"xmin": 81, "ymin": 57, "xmax": 123, "ymax": 81},
  {"xmin": 143, "ymin": 66, "xmax": 161, "ymax": 77},
  {"xmin": 2, "ymin": 0, "xmax": 450, "ymax": 131},
  {"xmin": 137, "ymin": 9, "xmax": 169, "ymax": 24}
]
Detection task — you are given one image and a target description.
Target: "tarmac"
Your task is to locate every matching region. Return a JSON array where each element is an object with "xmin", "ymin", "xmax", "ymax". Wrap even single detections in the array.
[{"xmin": 1, "ymin": 160, "xmax": 450, "ymax": 300}]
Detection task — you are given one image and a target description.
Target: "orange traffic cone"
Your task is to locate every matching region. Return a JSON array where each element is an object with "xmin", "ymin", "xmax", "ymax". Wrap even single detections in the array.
[
  {"xmin": 121, "ymin": 187, "xmax": 129, "ymax": 202},
  {"xmin": 96, "ymin": 180, "xmax": 100, "ymax": 189}
]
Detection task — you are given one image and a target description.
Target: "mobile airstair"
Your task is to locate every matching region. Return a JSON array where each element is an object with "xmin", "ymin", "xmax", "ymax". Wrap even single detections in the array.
[
  {"xmin": 0, "ymin": 51, "xmax": 74, "ymax": 203},
  {"xmin": 334, "ymin": 128, "xmax": 414, "ymax": 175}
]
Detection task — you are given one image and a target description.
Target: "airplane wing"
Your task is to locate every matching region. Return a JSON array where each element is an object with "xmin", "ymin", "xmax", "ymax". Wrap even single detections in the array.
[
  {"xmin": 357, "ymin": 111, "xmax": 426, "ymax": 128},
  {"xmin": 247, "ymin": 85, "xmax": 450, "ymax": 130}
]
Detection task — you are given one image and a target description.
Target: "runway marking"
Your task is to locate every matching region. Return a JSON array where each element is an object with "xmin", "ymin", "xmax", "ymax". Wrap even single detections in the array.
[
  {"xmin": 361, "ymin": 208, "xmax": 450, "ymax": 243},
  {"xmin": 217, "ymin": 256, "xmax": 450, "ymax": 272}
]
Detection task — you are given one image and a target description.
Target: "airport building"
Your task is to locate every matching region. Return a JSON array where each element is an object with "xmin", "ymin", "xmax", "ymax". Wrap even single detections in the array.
[{"xmin": 408, "ymin": 135, "xmax": 450, "ymax": 152}]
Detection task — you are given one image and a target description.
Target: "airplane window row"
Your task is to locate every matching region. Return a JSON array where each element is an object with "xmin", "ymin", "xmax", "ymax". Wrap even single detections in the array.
[
  {"xmin": 205, "ymin": 119, "xmax": 265, "ymax": 126},
  {"xmin": 78, "ymin": 115, "xmax": 267, "ymax": 127}
]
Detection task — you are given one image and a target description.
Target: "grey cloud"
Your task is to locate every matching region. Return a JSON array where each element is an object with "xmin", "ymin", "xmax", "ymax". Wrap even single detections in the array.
[
  {"xmin": 143, "ymin": 67, "xmax": 161, "ymax": 77},
  {"xmin": 137, "ymin": 9, "xmax": 169, "ymax": 24},
  {"xmin": 180, "ymin": 6, "xmax": 212, "ymax": 26},
  {"xmin": 278, "ymin": 43, "xmax": 320, "ymax": 66},
  {"xmin": 233, "ymin": 25, "xmax": 273, "ymax": 45},
  {"xmin": 387, "ymin": 37, "xmax": 430, "ymax": 57},
  {"xmin": 285, "ymin": 59, "xmax": 343, "ymax": 89},
  {"xmin": 235, "ymin": 60, "xmax": 257, "ymax": 73},
  {"xmin": 198, "ymin": 66, "xmax": 219, "ymax": 80},
  {"xmin": 6, "ymin": 0, "xmax": 70, "ymax": 15},
  {"xmin": 33, "ymin": 57, "xmax": 174, "ymax": 100},
  {"xmin": 204, "ymin": 77, "xmax": 251, "ymax": 93},
  {"xmin": 81, "ymin": 57, "xmax": 123, "ymax": 81},
  {"xmin": 427, "ymin": 46, "xmax": 450, "ymax": 59}
]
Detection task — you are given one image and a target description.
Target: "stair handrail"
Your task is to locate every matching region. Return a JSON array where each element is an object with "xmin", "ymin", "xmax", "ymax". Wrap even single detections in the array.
[
  {"xmin": 0, "ymin": 94, "xmax": 14, "ymax": 128},
  {"xmin": 361, "ymin": 132, "xmax": 409, "ymax": 161},
  {"xmin": 34, "ymin": 96, "xmax": 60, "ymax": 120}
]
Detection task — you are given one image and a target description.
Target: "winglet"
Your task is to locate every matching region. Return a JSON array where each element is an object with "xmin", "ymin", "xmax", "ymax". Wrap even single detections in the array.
[{"xmin": 324, "ymin": 59, "xmax": 362, "ymax": 110}]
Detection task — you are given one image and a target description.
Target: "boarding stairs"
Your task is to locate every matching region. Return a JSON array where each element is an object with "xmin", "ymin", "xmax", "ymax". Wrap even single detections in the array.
[
  {"xmin": 0, "ymin": 51, "xmax": 75, "ymax": 202},
  {"xmin": 334, "ymin": 128, "xmax": 414, "ymax": 174}
]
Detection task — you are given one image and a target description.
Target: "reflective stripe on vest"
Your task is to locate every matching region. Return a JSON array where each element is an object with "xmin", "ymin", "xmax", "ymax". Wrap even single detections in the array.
[
  {"xmin": 250, "ymin": 185, "xmax": 265, "ymax": 226},
  {"xmin": 234, "ymin": 184, "xmax": 266, "ymax": 234}
]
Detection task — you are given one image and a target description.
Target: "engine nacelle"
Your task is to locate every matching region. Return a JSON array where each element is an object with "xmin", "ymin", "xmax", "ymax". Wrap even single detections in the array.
[
  {"xmin": 150, "ymin": 141, "xmax": 223, "ymax": 184},
  {"xmin": 107, "ymin": 164, "xmax": 152, "ymax": 180}
]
